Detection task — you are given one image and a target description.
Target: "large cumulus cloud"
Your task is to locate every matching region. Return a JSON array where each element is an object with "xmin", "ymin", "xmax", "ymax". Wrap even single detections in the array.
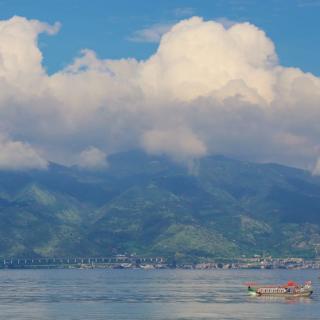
[{"xmin": 0, "ymin": 15, "xmax": 320, "ymax": 171}]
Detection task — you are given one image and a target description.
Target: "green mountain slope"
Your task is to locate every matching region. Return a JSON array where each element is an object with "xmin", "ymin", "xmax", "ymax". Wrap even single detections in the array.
[{"xmin": 0, "ymin": 151, "xmax": 320, "ymax": 260}]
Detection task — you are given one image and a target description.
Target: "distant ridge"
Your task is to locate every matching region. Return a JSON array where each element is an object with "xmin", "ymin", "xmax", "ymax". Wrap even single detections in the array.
[{"xmin": 0, "ymin": 150, "xmax": 319, "ymax": 261}]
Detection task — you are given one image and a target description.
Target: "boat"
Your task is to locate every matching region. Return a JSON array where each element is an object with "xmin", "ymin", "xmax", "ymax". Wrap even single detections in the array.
[{"xmin": 247, "ymin": 280, "xmax": 313, "ymax": 297}]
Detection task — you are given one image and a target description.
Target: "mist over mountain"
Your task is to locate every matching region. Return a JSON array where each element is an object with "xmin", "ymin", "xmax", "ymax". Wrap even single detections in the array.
[{"xmin": 0, "ymin": 150, "xmax": 319, "ymax": 261}]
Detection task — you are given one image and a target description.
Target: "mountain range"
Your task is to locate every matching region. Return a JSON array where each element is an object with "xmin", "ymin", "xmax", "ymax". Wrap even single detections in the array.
[{"xmin": 0, "ymin": 150, "xmax": 320, "ymax": 261}]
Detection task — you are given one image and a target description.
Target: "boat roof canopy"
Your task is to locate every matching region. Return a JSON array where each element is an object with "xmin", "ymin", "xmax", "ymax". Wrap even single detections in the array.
[{"xmin": 287, "ymin": 280, "xmax": 298, "ymax": 287}]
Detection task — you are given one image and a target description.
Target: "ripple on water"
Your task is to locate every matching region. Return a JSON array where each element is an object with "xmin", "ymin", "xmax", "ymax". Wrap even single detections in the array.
[{"xmin": 0, "ymin": 269, "xmax": 318, "ymax": 319}]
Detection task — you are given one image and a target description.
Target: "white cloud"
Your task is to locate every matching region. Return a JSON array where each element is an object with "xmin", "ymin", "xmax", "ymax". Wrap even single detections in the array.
[
  {"xmin": 139, "ymin": 17, "xmax": 277, "ymax": 104},
  {"xmin": 75, "ymin": 147, "xmax": 108, "ymax": 169},
  {"xmin": 0, "ymin": 135, "xmax": 47, "ymax": 170},
  {"xmin": 142, "ymin": 127, "xmax": 207, "ymax": 162},
  {"xmin": 129, "ymin": 23, "xmax": 173, "ymax": 43},
  {"xmin": 0, "ymin": 15, "xmax": 320, "ymax": 172}
]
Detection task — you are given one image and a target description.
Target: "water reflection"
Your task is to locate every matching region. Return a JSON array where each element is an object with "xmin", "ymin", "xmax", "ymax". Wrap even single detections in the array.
[{"xmin": 248, "ymin": 294, "xmax": 314, "ymax": 304}]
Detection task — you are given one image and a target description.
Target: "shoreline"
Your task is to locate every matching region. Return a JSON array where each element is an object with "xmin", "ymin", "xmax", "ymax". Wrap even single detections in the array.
[{"xmin": 1, "ymin": 262, "xmax": 320, "ymax": 270}]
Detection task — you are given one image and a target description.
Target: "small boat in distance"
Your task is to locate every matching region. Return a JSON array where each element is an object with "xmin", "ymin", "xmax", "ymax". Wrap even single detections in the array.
[{"xmin": 247, "ymin": 280, "xmax": 313, "ymax": 297}]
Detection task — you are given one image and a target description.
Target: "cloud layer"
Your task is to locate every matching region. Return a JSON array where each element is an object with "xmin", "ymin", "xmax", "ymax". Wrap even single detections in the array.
[{"xmin": 0, "ymin": 16, "xmax": 320, "ymax": 171}]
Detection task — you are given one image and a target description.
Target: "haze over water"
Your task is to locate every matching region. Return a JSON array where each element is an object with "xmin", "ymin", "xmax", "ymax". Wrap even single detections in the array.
[{"xmin": 0, "ymin": 269, "xmax": 319, "ymax": 320}]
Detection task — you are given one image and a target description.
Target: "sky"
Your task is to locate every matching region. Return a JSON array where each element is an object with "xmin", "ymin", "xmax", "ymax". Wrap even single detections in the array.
[{"xmin": 0, "ymin": 0, "xmax": 320, "ymax": 171}]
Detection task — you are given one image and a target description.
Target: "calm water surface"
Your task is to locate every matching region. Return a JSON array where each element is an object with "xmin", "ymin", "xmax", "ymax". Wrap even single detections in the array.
[{"xmin": 0, "ymin": 269, "xmax": 319, "ymax": 319}]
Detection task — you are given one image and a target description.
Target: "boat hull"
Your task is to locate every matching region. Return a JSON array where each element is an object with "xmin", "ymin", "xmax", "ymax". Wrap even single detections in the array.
[
  {"xmin": 249, "ymin": 290, "xmax": 313, "ymax": 297},
  {"xmin": 248, "ymin": 286, "xmax": 313, "ymax": 297}
]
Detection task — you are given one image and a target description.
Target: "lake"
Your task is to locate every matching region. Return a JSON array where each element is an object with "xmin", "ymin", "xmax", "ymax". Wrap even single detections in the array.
[{"xmin": 0, "ymin": 269, "xmax": 319, "ymax": 319}]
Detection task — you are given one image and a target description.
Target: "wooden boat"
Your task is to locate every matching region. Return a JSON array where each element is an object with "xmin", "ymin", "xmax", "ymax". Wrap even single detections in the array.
[{"xmin": 247, "ymin": 280, "xmax": 313, "ymax": 297}]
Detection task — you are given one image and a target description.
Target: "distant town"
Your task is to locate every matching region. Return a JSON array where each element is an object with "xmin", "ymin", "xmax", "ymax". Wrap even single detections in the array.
[{"xmin": 1, "ymin": 255, "xmax": 320, "ymax": 270}]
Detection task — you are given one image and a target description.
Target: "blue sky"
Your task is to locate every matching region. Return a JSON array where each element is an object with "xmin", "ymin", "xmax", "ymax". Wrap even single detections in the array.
[{"xmin": 0, "ymin": 0, "xmax": 319, "ymax": 75}]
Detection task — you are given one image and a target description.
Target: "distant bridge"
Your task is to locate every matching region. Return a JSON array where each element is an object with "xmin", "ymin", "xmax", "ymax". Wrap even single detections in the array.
[{"xmin": 0, "ymin": 256, "xmax": 165, "ymax": 268}]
